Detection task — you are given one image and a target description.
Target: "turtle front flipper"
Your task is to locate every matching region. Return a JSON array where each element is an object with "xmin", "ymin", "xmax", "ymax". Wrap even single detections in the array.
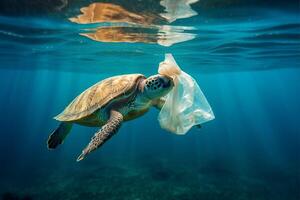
[{"xmin": 77, "ymin": 110, "xmax": 123, "ymax": 162}]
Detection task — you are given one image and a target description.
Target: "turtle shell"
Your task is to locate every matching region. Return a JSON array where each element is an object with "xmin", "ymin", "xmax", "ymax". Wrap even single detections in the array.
[{"xmin": 54, "ymin": 74, "xmax": 145, "ymax": 122}]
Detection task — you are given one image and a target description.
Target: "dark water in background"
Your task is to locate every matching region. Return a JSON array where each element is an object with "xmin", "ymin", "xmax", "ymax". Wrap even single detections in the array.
[{"xmin": 0, "ymin": 0, "xmax": 299, "ymax": 200}]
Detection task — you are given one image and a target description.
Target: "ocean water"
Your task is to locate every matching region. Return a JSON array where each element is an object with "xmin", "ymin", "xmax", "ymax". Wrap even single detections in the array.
[{"xmin": 0, "ymin": 0, "xmax": 299, "ymax": 199}]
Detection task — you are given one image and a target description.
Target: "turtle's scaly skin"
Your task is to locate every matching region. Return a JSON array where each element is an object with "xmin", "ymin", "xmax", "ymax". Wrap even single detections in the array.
[{"xmin": 54, "ymin": 74, "xmax": 145, "ymax": 122}]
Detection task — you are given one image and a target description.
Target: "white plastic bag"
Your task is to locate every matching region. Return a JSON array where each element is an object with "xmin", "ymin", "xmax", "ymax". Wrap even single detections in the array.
[{"xmin": 158, "ymin": 54, "xmax": 215, "ymax": 135}]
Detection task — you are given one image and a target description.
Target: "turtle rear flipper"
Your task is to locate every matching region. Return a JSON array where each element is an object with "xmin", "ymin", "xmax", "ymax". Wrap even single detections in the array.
[{"xmin": 47, "ymin": 122, "xmax": 73, "ymax": 149}]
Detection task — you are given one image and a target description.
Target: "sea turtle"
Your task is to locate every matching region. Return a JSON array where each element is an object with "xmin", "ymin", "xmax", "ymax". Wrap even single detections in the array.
[{"xmin": 47, "ymin": 73, "xmax": 173, "ymax": 161}]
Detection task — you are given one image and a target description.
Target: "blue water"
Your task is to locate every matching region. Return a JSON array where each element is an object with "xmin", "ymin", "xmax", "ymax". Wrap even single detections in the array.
[{"xmin": 0, "ymin": 1, "xmax": 299, "ymax": 199}]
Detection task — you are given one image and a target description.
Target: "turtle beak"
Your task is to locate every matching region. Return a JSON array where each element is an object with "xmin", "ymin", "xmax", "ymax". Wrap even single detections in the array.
[{"xmin": 161, "ymin": 75, "xmax": 174, "ymax": 88}]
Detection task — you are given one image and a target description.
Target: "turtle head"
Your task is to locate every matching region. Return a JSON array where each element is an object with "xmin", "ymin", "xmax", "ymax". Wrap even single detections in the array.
[{"xmin": 141, "ymin": 74, "xmax": 174, "ymax": 100}]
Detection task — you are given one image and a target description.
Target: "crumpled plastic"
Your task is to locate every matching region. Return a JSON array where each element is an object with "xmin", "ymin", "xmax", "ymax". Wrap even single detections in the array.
[{"xmin": 158, "ymin": 54, "xmax": 215, "ymax": 135}]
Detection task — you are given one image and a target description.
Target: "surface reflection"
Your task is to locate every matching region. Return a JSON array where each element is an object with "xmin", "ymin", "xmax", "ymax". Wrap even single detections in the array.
[
  {"xmin": 69, "ymin": 1, "xmax": 197, "ymax": 46},
  {"xmin": 80, "ymin": 25, "xmax": 196, "ymax": 47},
  {"xmin": 69, "ymin": 3, "xmax": 160, "ymax": 25},
  {"xmin": 80, "ymin": 26, "xmax": 158, "ymax": 44},
  {"xmin": 160, "ymin": 0, "xmax": 199, "ymax": 22}
]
